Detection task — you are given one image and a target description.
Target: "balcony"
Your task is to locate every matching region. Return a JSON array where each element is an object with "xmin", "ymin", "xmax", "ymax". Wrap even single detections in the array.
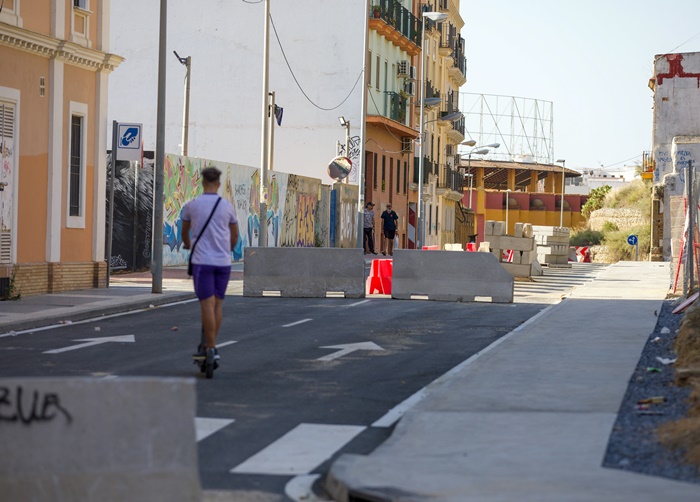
[
  {"xmin": 387, "ymin": 91, "xmax": 408, "ymax": 125},
  {"xmin": 370, "ymin": 0, "xmax": 421, "ymax": 55},
  {"xmin": 437, "ymin": 166, "xmax": 464, "ymax": 192},
  {"xmin": 413, "ymin": 156, "xmax": 434, "ymax": 184}
]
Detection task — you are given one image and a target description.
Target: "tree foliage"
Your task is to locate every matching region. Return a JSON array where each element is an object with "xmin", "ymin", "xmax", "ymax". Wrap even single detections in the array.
[{"xmin": 581, "ymin": 185, "xmax": 612, "ymax": 219}]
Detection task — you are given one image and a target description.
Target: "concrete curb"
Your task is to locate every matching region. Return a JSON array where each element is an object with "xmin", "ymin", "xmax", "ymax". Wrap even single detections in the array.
[{"xmin": 0, "ymin": 291, "xmax": 196, "ymax": 334}]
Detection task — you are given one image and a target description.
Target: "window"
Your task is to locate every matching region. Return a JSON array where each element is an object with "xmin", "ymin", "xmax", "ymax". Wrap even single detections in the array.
[
  {"xmin": 381, "ymin": 155, "xmax": 386, "ymax": 192},
  {"xmin": 367, "ymin": 50, "xmax": 372, "ymax": 86},
  {"xmin": 375, "ymin": 55, "xmax": 380, "ymax": 90},
  {"xmin": 0, "ymin": 0, "xmax": 22, "ymax": 27},
  {"xmin": 373, "ymin": 153, "xmax": 378, "ymax": 189},
  {"xmin": 69, "ymin": 116, "xmax": 82, "ymax": 217},
  {"xmin": 403, "ymin": 162, "xmax": 408, "ymax": 193},
  {"xmin": 67, "ymin": 101, "xmax": 87, "ymax": 228},
  {"xmin": 428, "ymin": 205, "xmax": 432, "ymax": 235},
  {"xmin": 74, "ymin": 0, "xmax": 88, "ymax": 9},
  {"xmin": 396, "ymin": 163, "xmax": 401, "ymax": 193},
  {"xmin": 39, "ymin": 77, "xmax": 45, "ymax": 97}
]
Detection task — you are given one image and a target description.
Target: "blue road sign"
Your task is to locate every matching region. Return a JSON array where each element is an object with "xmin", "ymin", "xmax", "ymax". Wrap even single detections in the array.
[
  {"xmin": 116, "ymin": 123, "xmax": 142, "ymax": 161},
  {"xmin": 627, "ymin": 234, "xmax": 638, "ymax": 246}
]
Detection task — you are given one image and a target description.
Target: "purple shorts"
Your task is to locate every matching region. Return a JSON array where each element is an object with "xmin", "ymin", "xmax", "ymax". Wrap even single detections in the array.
[{"xmin": 191, "ymin": 264, "xmax": 231, "ymax": 300}]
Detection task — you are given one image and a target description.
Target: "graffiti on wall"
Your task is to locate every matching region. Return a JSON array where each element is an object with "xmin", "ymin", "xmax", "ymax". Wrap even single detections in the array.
[
  {"xmin": 0, "ymin": 135, "xmax": 14, "ymax": 236},
  {"xmin": 338, "ymin": 135, "xmax": 361, "ymax": 183},
  {"xmin": 162, "ymin": 155, "xmax": 322, "ymax": 266}
]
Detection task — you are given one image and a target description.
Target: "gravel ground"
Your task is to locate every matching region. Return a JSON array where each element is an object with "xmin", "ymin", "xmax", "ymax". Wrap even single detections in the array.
[{"xmin": 603, "ymin": 297, "xmax": 700, "ymax": 483}]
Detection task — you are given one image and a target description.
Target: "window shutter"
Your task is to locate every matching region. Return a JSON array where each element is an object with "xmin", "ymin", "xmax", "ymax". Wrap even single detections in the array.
[{"xmin": 0, "ymin": 102, "xmax": 15, "ymax": 264}]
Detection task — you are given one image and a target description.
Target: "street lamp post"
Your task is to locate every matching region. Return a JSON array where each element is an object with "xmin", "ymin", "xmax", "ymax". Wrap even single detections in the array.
[
  {"xmin": 173, "ymin": 51, "xmax": 191, "ymax": 156},
  {"xmin": 259, "ymin": 0, "xmax": 271, "ymax": 247},
  {"xmin": 461, "ymin": 143, "xmax": 500, "ymax": 210},
  {"xmin": 556, "ymin": 158, "xmax": 566, "ymax": 227},
  {"xmin": 505, "ymin": 188, "xmax": 512, "ymax": 234},
  {"xmin": 417, "ymin": 10, "xmax": 448, "ymax": 250}
]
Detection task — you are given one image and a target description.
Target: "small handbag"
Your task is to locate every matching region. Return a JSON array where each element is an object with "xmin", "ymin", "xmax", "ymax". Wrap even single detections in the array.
[{"xmin": 187, "ymin": 197, "xmax": 222, "ymax": 276}]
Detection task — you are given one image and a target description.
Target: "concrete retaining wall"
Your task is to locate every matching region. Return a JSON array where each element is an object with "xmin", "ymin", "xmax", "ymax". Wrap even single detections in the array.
[
  {"xmin": 391, "ymin": 250, "xmax": 513, "ymax": 303},
  {"xmin": 0, "ymin": 377, "xmax": 200, "ymax": 501},
  {"xmin": 244, "ymin": 247, "xmax": 365, "ymax": 298}
]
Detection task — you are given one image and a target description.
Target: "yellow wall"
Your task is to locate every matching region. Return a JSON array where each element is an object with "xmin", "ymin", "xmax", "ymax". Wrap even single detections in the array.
[
  {"xmin": 61, "ymin": 64, "xmax": 97, "ymax": 262},
  {"xmin": 0, "ymin": 46, "xmax": 50, "ymax": 263},
  {"xmin": 22, "ymin": 0, "xmax": 51, "ymax": 35}
]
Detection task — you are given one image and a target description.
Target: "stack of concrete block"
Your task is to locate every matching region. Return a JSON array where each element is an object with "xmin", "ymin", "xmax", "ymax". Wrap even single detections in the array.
[
  {"xmin": 444, "ymin": 243, "xmax": 463, "ymax": 251},
  {"xmin": 481, "ymin": 221, "xmax": 543, "ymax": 277},
  {"xmin": 532, "ymin": 226, "xmax": 571, "ymax": 267}
]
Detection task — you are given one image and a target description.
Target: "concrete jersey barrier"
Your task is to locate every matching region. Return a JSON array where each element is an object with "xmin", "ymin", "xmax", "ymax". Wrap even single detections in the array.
[
  {"xmin": 0, "ymin": 377, "xmax": 200, "ymax": 501},
  {"xmin": 244, "ymin": 247, "xmax": 365, "ymax": 298},
  {"xmin": 391, "ymin": 250, "xmax": 514, "ymax": 303}
]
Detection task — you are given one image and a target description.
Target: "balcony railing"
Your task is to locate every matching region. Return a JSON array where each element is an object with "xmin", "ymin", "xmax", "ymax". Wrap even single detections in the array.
[
  {"xmin": 371, "ymin": 0, "xmax": 421, "ymax": 47},
  {"xmin": 413, "ymin": 156, "xmax": 434, "ymax": 184},
  {"xmin": 386, "ymin": 91, "xmax": 408, "ymax": 125},
  {"xmin": 438, "ymin": 166, "xmax": 463, "ymax": 191}
]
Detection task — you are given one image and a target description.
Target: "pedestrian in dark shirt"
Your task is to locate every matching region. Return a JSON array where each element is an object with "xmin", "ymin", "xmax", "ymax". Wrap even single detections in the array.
[{"xmin": 381, "ymin": 204, "xmax": 399, "ymax": 256}]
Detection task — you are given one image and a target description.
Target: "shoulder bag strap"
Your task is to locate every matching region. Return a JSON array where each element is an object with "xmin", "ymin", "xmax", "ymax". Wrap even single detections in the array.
[{"xmin": 189, "ymin": 197, "xmax": 222, "ymax": 261}]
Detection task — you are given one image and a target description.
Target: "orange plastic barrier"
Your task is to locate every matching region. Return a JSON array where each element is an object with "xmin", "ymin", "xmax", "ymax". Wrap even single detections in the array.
[
  {"xmin": 502, "ymin": 249, "xmax": 514, "ymax": 262},
  {"xmin": 422, "ymin": 245, "xmax": 439, "ymax": 250},
  {"xmin": 366, "ymin": 259, "xmax": 393, "ymax": 294}
]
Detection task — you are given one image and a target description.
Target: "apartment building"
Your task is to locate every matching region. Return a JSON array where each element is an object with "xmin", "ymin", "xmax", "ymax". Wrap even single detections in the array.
[
  {"xmin": 365, "ymin": 0, "xmax": 467, "ymax": 249},
  {"xmin": 0, "ymin": 0, "xmax": 122, "ymax": 296}
]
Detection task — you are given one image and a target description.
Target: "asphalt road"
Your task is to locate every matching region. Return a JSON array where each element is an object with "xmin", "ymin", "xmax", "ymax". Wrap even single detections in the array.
[{"xmin": 0, "ymin": 264, "xmax": 605, "ymax": 499}]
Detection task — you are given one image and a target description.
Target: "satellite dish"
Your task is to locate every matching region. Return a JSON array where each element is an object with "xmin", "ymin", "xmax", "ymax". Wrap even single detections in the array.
[{"xmin": 328, "ymin": 156, "xmax": 352, "ymax": 181}]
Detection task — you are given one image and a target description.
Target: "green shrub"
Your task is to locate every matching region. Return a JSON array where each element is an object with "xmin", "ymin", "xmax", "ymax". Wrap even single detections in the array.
[
  {"xmin": 601, "ymin": 225, "xmax": 650, "ymax": 262},
  {"xmin": 570, "ymin": 228, "xmax": 604, "ymax": 246},
  {"xmin": 581, "ymin": 185, "xmax": 612, "ymax": 219},
  {"xmin": 602, "ymin": 221, "xmax": 619, "ymax": 232}
]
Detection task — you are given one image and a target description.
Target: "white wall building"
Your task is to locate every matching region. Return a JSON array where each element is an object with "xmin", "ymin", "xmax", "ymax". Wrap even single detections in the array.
[{"xmin": 108, "ymin": 1, "xmax": 367, "ymax": 185}]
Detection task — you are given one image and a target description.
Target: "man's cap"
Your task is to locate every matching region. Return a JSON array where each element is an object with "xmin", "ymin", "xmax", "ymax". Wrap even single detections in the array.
[{"xmin": 366, "ymin": 202, "xmax": 375, "ymax": 207}]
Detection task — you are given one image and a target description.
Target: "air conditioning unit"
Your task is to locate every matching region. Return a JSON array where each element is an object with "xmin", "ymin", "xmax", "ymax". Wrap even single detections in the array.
[
  {"xmin": 404, "ymin": 81, "xmax": 416, "ymax": 96},
  {"xmin": 397, "ymin": 60, "xmax": 410, "ymax": 77},
  {"xmin": 401, "ymin": 137, "xmax": 413, "ymax": 152},
  {"xmin": 409, "ymin": 65, "xmax": 417, "ymax": 80}
]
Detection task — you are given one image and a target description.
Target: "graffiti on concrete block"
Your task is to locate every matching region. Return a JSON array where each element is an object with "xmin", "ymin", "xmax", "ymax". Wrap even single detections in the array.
[{"xmin": 0, "ymin": 386, "xmax": 72, "ymax": 425}]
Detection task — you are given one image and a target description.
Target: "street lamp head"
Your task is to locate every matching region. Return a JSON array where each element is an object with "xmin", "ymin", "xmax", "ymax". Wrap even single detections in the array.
[
  {"xmin": 423, "ymin": 11, "xmax": 448, "ymax": 22},
  {"xmin": 556, "ymin": 158, "xmax": 565, "ymax": 164},
  {"xmin": 472, "ymin": 148, "xmax": 489, "ymax": 155},
  {"xmin": 462, "ymin": 140, "xmax": 477, "ymax": 147},
  {"xmin": 440, "ymin": 111, "xmax": 464, "ymax": 122},
  {"xmin": 488, "ymin": 143, "xmax": 500, "ymax": 149},
  {"xmin": 419, "ymin": 97, "xmax": 442, "ymax": 108},
  {"xmin": 338, "ymin": 116, "xmax": 348, "ymax": 127}
]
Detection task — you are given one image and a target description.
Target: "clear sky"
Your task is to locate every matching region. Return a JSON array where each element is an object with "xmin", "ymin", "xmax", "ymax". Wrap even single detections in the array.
[{"xmin": 459, "ymin": 0, "xmax": 700, "ymax": 173}]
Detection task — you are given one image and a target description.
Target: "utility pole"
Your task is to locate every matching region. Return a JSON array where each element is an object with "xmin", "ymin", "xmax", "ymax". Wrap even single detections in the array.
[
  {"xmin": 152, "ymin": 0, "xmax": 167, "ymax": 293},
  {"xmin": 259, "ymin": 0, "xmax": 270, "ymax": 248}
]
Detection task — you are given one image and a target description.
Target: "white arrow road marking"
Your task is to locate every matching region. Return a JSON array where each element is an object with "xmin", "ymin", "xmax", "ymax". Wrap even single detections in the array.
[
  {"xmin": 231, "ymin": 423, "xmax": 365, "ymax": 475},
  {"xmin": 195, "ymin": 417, "xmax": 235, "ymax": 442},
  {"xmin": 283, "ymin": 318, "xmax": 312, "ymax": 328},
  {"xmin": 285, "ymin": 474, "xmax": 332, "ymax": 502},
  {"xmin": 317, "ymin": 341, "xmax": 385, "ymax": 362},
  {"xmin": 43, "ymin": 335, "xmax": 135, "ymax": 354}
]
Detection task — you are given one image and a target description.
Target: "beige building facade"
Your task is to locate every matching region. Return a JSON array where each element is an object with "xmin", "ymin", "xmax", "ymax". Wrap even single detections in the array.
[{"xmin": 0, "ymin": 0, "xmax": 122, "ymax": 296}]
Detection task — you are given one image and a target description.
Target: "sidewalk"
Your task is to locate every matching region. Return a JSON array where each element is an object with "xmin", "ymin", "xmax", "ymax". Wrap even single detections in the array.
[
  {"xmin": 0, "ymin": 267, "xmax": 243, "ymax": 334},
  {"xmin": 326, "ymin": 261, "xmax": 700, "ymax": 501}
]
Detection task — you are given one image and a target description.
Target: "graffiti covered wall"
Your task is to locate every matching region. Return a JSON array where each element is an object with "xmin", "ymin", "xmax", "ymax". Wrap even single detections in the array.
[
  {"xmin": 334, "ymin": 183, "xmax": 359, "ymax": 248},
  {"xmin": 163, "ymin": 155, "xmax": 325, "ymax": 266}
]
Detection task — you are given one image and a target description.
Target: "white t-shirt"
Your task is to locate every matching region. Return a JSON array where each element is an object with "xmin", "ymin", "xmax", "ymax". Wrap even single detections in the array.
[{"xmin": 181, "ymin": 193, "xmax": 238, "ymax": 266}]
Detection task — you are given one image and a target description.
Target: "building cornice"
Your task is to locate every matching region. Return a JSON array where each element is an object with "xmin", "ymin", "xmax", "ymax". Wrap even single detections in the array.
[{"xmin": 0, "ymin": 23, "xmax": 124, "ymax": 72}]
